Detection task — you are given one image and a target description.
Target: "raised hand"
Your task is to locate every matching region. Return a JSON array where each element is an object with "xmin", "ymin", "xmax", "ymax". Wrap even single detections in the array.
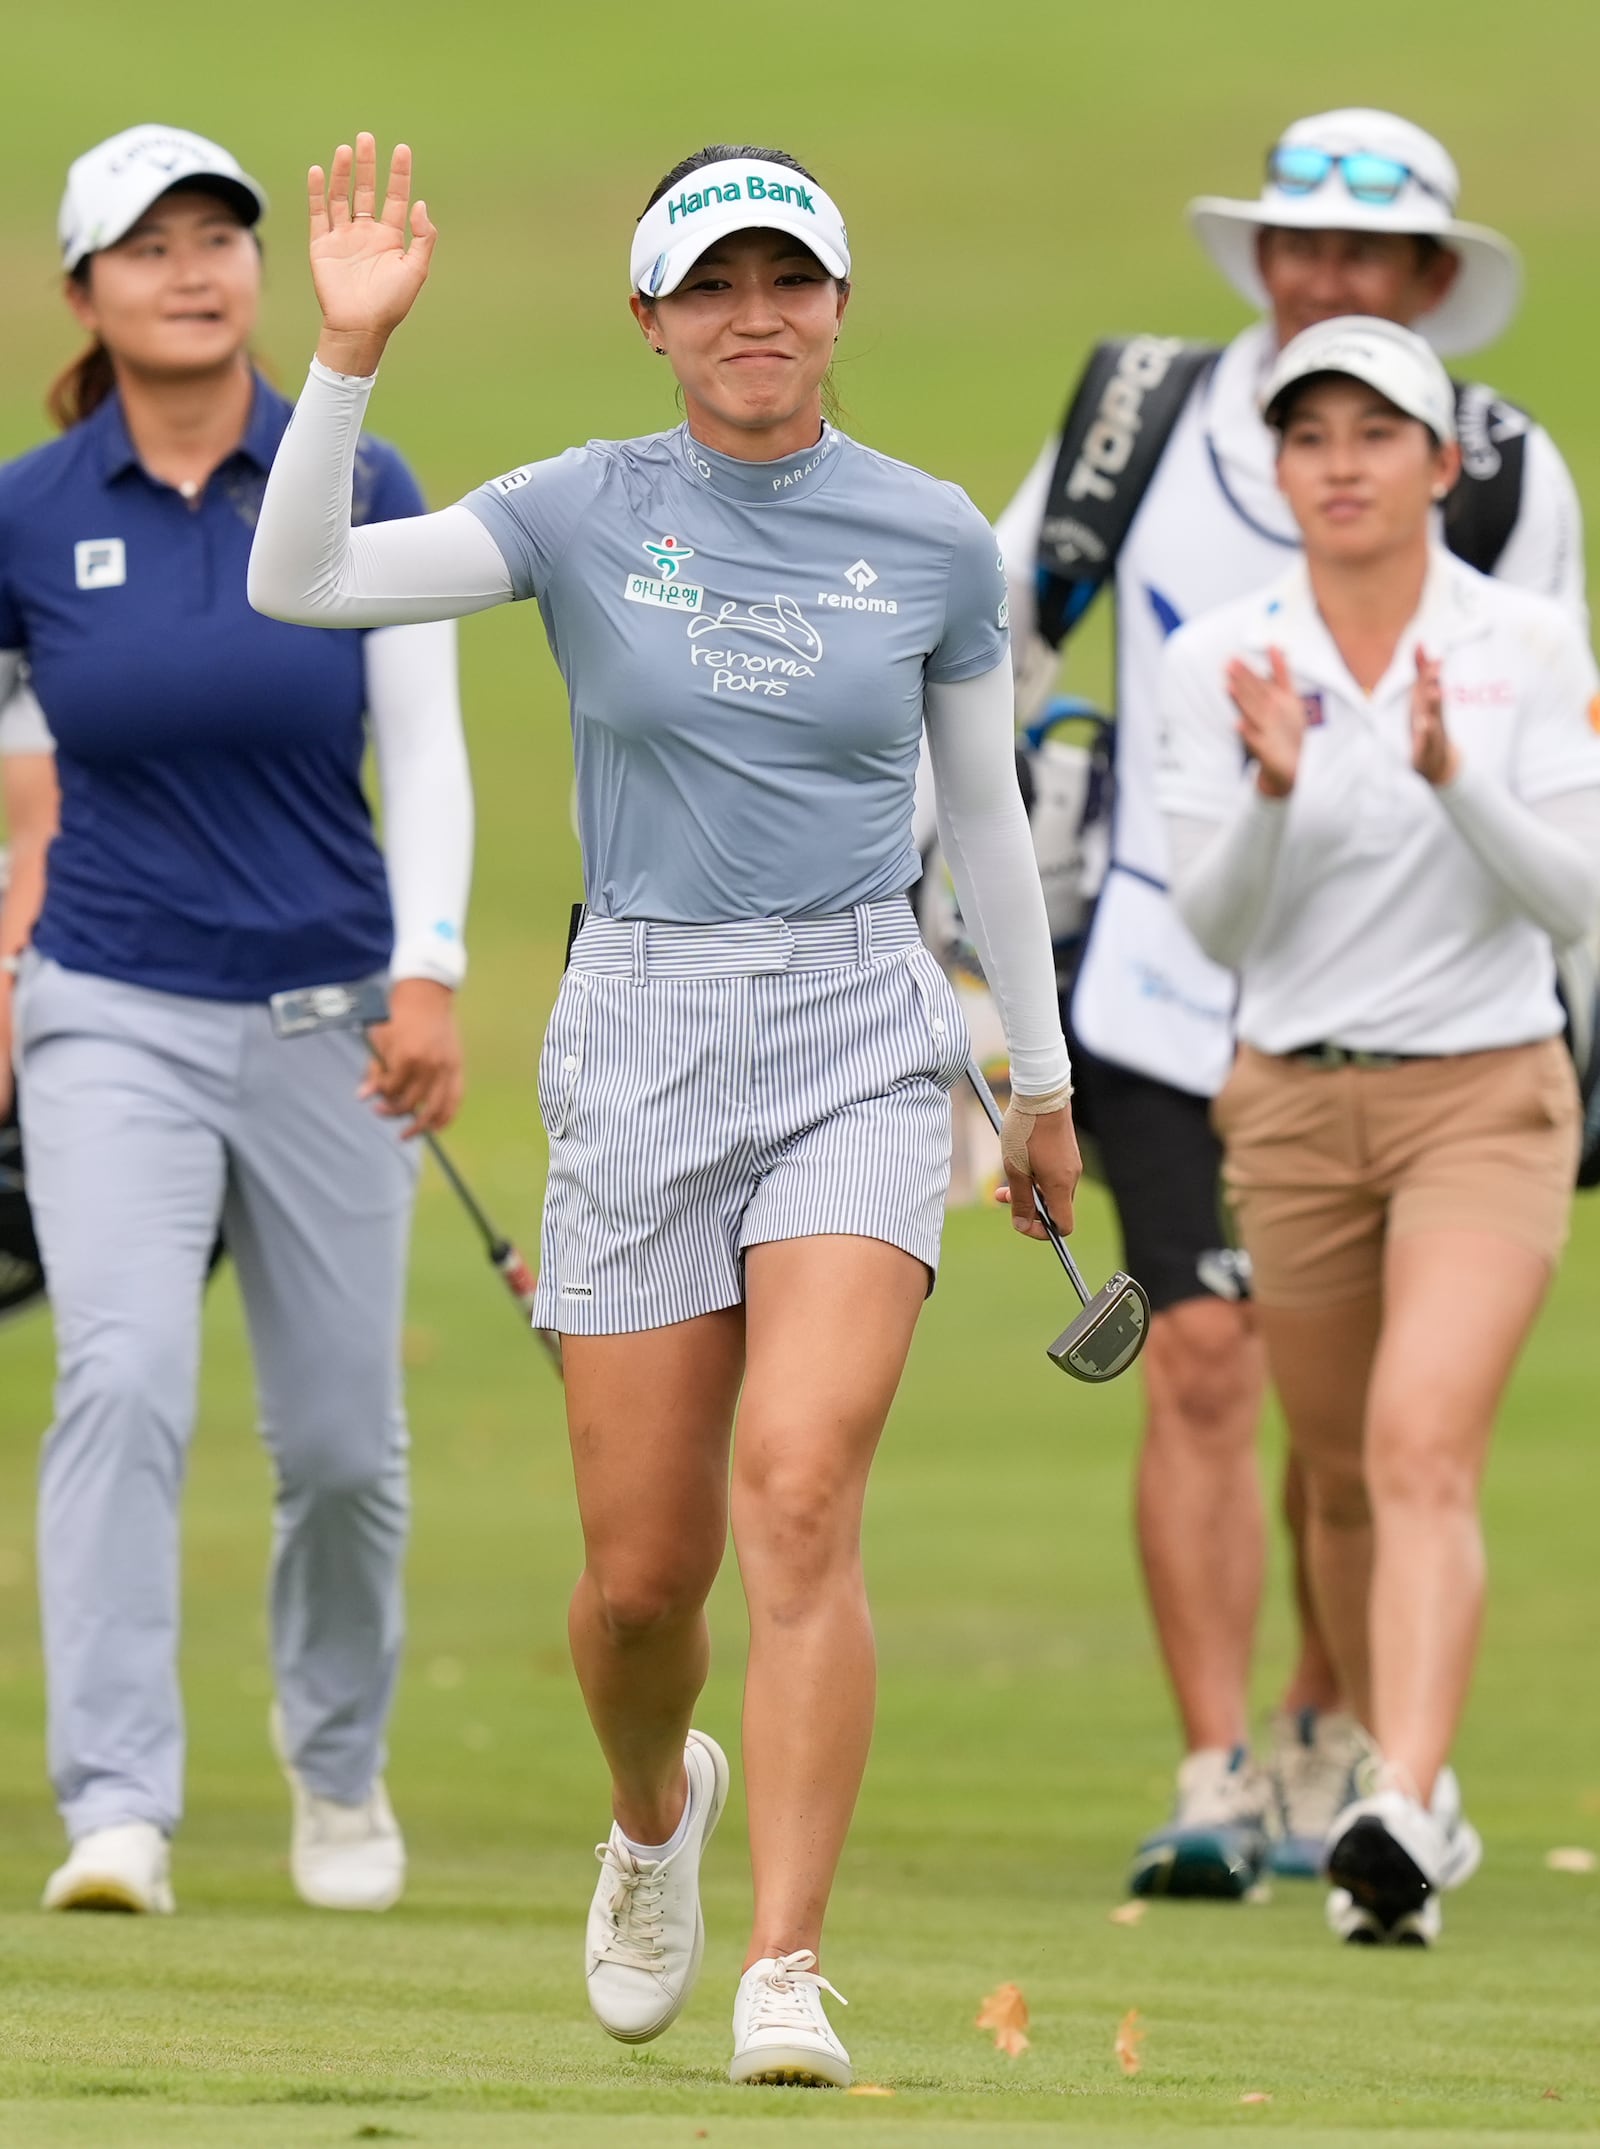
[
  {"xmin": 309, "ymin": 134, "xmax": 436, "ymax": 377},
  {"xmin": 1409, "ymin": 644, "xmax": 1458, "ymax": 786},
  {"xmin": 1227, "ymin": 645, "xmax": 1306, "ymax": 799}
]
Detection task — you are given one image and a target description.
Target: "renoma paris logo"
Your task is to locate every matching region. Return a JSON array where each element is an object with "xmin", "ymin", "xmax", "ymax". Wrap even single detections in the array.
[{"xmin": 643, "ymin": 536, "xmax": 694, "ymax": 579}]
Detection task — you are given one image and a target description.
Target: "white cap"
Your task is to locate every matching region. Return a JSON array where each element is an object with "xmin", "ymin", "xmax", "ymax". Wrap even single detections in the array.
[
  {"xmin": 630, "ymin": 158, "xmax": 849, "ymax": 298},
  {"xmin": 1187, "ymin": 108, "xmax": 1520, "ymax": 357},
  {"xmin": 1260, "ymin": 316, "xmax": 1457, "ymax": 442},
  {"xmin": 59, "ymin": 124, "xmax": 266, "ymax": 272}
]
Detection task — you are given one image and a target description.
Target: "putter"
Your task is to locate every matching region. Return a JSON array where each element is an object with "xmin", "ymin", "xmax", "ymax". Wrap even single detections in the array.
[
  {"xmin": 964, "ymin": 1058, "xmax": 1150, "ymax": 1382},
  {"xmin": 269, "ymin": 979, "xmax": 562, "ymax": 1371}
]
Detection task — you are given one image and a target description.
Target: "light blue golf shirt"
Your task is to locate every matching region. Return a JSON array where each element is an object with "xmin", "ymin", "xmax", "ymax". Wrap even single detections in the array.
[{"xmin": 464, "ymin": 424, "xmax": 1007, "ymax": 921}]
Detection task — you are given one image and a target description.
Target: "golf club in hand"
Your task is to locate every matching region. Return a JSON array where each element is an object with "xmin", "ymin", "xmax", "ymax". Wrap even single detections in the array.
[{"xmin": 965, "ymin": 1058, "xmax": 1149, "ymax": 1382}]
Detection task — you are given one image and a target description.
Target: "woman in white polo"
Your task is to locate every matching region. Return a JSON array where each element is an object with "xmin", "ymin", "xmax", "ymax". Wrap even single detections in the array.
[
  {"xmin": 249, "ymin": 137, "xmax": 1077, "ymax": 2083},
  {"xmin": 1158, "ymin": 317, "xmax": 1600, "ymax": 1946}
]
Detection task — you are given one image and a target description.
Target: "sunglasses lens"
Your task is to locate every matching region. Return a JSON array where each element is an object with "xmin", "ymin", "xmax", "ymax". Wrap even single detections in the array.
[
  {"xmin": 1340, "ymin": 153, "xmax": 1410, "ymax": 203},
  {"xmin": 1269, "ymin": 146, "xmax": 1334, "ymax": 195}
]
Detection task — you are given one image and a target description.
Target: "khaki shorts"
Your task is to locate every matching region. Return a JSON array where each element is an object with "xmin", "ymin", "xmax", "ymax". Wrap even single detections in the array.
[{"xmin": 1212, "ymin": 1038, "xmax": 1581, "ymax": 1311}]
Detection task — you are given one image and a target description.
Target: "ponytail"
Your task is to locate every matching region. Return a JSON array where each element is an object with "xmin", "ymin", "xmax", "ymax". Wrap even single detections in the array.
[{"xmin": 46, "ymin": 339, "xmax": 117, "ymax": 431}]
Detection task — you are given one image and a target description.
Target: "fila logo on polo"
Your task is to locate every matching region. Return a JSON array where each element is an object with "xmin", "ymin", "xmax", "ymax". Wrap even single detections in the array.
[
  {"xmin": 75, "ymin": 539, "xmax": 126, "ymax": 590},
  {"xmin": 626, "ymin": 535, "xmax": 703, "ymax": 612},
  {"xmin": 816, "ymin": 558, "xmax": 898, "ymax": 615}
]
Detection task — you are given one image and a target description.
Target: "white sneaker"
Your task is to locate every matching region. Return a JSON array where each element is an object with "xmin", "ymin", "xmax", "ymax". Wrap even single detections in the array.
[
  {"xmin": 1326, "ymin": 1883, "xmax": 1441, "ymax": 1947},
  {"xmin": 730, "ymin": 1949, "xmax": 851, "ymax": 2088},
  {"xmin": 1128, "ymin": 1746, "xmax": 1272, "ymax": 1899},
  {"xmin": 43, "ymin": 1822, "xmax": 174, "ymax": 1915},
  {"xmin": 1266, "ymin": 1709, "xmax": 1376, "ymax": 1878},
  {"xmin": 586, "ymin": 1728, "xmax": 729, "ymax": 2044},
  {"xmin": 272, "ymin": 1708, "xmax": 405, "ymax": 1912},
  {"xmin": 1325, "ymin": 1762, "xmax": 1480, "ymax": 1943}
]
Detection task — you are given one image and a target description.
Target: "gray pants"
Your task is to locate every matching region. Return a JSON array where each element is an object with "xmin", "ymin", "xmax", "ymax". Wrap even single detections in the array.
[{"xmin": 16, "ymin": 955, "xmax": 419, "ymax": 1839}]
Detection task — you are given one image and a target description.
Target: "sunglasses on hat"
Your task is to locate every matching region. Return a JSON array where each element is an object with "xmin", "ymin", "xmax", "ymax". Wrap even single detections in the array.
[{"xmin": 1266, "ymin": 145, "xmax": 1452, "ymax": 210}]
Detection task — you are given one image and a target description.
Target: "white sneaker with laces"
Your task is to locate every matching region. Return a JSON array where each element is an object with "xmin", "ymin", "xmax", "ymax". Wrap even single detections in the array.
[
  {"xmin": 42, "ymin": 1822, "xmax": 174, "ymax": 1915},
  {"xmin": 586, "ymin": 1728, "xmax": 729, "ymax": 2044},
  {"xmin": 1266, "ymin": 1709, "xmax": 1376, "ymax": 1878},
  {"xmin": 730, "ymin": 1949, "xmax": 851, "ymax": 2088},
  {"xmin": 272, "ymin": 1707, "xmax": 405, "ymax": 1912},
  {"xmin": 1325, "ymin": 1761, "xmax": 1481, "ymax": 1945}
]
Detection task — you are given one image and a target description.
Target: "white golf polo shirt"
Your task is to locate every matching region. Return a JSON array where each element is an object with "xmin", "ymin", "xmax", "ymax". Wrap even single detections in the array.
[{"xmin": 1156, "ymin": 548, "xmax": 1600, "ymax": 1057}]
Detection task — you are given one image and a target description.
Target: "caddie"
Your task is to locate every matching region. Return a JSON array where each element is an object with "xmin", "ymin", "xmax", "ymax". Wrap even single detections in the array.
[{"xmin": 994, "ymin": 107, "xmax": 1588, "ymax": 1900}]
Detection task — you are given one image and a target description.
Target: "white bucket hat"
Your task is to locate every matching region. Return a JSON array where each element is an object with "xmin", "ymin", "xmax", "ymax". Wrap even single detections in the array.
[
  {"xmin": 1260, "ymin": 316, "xmax": 1457, "ymax": 442},
  {"xmin": 60, "ymin": 124, "xmax": 266, "ymax": 272},
  {"xmin": 1187, "ymin": 109, "xmax": 1520, "ymax": 357},
  {"xmin": 630, "ymin": 157, "xmax": 849, "ymax": 298}
]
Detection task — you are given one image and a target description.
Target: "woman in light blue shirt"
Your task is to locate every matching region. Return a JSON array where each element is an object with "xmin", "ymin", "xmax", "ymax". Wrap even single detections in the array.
[{"xmin": 251, "ymin": 133, "xmax": 1077, "ymax": 2087}]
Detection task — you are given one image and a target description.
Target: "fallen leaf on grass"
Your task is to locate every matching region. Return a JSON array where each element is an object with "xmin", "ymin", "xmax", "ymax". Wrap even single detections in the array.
[
  {"xmin": 975, "ymin": 1982, "xmax": 1030, "ymax": 2058},
  {"xmin": 1240, "ymin": 2092, "xmax": 1272, "ymax": 2105},
  {"xmin": 847, "ymin": 2085, "xmax": 896, "ymax": 2096},
  {"xmin": 1108, "ymin": 1901, "xmax": 1146, "ymax": 1926},
  {"xmin": 1544, "ymin": 1846, "xmax": 1597, "ymax": 1874},
  {"xmin": 1115, "ymin": 2008, "xmax": 1145, "ymax": 2076},
  {"xmin": 1540, "ymin": 2090, "xmax": 1563, "ymax": 2102}
]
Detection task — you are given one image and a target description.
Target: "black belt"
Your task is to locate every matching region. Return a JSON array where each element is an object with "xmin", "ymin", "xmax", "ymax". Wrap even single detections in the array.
[{"xmin": 1284, "ymin": 1042, "xmax": 1435, "ymax": 1071}]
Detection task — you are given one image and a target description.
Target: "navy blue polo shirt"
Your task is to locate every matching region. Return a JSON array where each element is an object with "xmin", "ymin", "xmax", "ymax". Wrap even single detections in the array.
[{"xmin": 0, "ymin": 377, "xmax": 425, "ymax": 999}]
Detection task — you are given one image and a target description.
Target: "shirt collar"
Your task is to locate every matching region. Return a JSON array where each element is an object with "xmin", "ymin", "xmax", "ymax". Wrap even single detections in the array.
[
  {"xmin": 91, "ymin": 372, "xmax": 290, "ymax": 485},
  {"xmin": 1253, "ymin": 546, "xmax": 1494, "ymax": 695},
  {"xmin": 676, "ymin": 421, "xmax": 841, "ymax": 505}
]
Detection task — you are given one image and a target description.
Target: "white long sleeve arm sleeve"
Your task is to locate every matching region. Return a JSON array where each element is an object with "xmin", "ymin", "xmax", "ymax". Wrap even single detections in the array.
[
  {"xmin": 1165, "ymin": 785, "xmax": 1291, "ymax": 969},
  {"xmin": 1435, "ymin": 767, "xmax": 1600, "ymax": 948},
  {"xmin": 364, "ymin": 622, "xmax": 473, "ymax": 986},
  {"xmin": 248, "ymin": 362, "xmax": 514, "ymax": 627},
  {"xmin": 923, "ymin": 660, "xmax": 1071, "ymax": 1096}
]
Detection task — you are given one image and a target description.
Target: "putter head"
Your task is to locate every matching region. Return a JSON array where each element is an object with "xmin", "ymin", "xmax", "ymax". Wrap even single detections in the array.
[
  {"xmin": 1047, "ymin": 1272, "xmax": 1151, "ymax": 1383},
  {"xmin": 268, "ymin": 977, "xmax": 391, "ymax": 1040}
]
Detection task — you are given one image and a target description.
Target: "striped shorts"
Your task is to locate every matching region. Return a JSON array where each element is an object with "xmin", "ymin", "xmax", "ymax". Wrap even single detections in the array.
[{"xmin": 532, "ymin": 897, "xmax": 971, "ymax": 1335}]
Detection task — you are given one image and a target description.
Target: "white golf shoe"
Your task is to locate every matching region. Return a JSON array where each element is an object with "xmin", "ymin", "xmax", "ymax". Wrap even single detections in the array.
[
  {"xmin": 1266, "ymin": 1708, "xmax": 1376, "ymax": 1878},
  {"xmin": 1325, "ymin": 1763, "xmax": 1481, "ymax": 1946},
  {"xmin": 272, "ymin": 1709, "xmax": 405, "ymax": 1912},
  {"xmin": 730, "ymin": 1949, "xmax": 852, "ymax": 2088},
  {"xmin": 586, "ymin": 1728, "xmax": 729, "ymax": 2044},
  {"xmin": 43, "ymin": 1822, "xmax": 174, "ymax": 1915}
]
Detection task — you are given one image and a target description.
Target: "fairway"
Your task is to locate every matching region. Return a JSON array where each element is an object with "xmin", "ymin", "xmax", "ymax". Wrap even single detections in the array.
[{"xmin": 3, "ymin": 0, "xmax": 1599, "ymax": 2142}]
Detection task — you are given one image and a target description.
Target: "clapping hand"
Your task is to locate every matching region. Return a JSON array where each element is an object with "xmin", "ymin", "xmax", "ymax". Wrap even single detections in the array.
[
  {"xmin": 1409, "ymin": 644, "xmax": 1459, "ymax": 786},
  {"xmin": 1226, "ymin": 646, "xmax": 1306, "ymax": 799},
  {"xmin": 310, "ymin": 134, "xmax": 436, "ymax": 378}
]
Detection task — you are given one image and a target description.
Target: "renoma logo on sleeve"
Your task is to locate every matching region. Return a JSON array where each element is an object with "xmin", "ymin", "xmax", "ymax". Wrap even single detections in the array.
[
  {"xmin": 626, "ymin": 534, "xmax": 703, "ymax": 613},
  {"xmin": 816, "ymin": 558, "xmax": 898, "ymax": 615}
]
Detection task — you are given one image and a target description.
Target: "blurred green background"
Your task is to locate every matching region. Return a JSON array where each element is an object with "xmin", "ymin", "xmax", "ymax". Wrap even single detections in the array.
[{"xmin": 1, "ymin": 1, "xmax": 1598, "ymax": 2140}]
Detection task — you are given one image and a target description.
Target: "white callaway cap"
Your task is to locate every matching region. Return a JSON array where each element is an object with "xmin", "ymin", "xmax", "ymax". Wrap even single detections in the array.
[
  {"xmin": 60, "ymin": 124, "xmax": 267, "ymax": 272},
  {"xmin": 1260, "ymin": 316, "xmax": 1458, "ymax": 443},
  {"xmin": 630, "ymin": 158, "xmax": 849, "ymax": 298},
  {"xmin": 1188, "ymin": 108, "xmax": 1520, "ymax": 357}
]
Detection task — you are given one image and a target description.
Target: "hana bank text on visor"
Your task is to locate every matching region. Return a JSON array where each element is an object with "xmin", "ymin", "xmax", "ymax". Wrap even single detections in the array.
[{"xmin": 629, "ymin": 160, "xmax": 851, "ymax": 299}]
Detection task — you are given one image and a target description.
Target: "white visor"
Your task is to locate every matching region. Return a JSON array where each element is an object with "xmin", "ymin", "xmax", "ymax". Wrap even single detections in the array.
[
  {"xmin": 60, "ymin": 123, "xmax": 266, "ymax": 272},
  {"xmin": 1260, "ymin": 316, "xmax": 1457, "ymax": 443},
  {"xmin": 630, "ymin": 158, "xmax": 849, "ymax": 297}
]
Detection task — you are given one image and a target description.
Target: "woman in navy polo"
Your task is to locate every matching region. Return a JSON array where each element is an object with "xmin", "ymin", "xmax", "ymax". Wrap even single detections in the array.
[{"xmin": 0, "ymin": 125, "xmax": 474, "ymax": 1917}]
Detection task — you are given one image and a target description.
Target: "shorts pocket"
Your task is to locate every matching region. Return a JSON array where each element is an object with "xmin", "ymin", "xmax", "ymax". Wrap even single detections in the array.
[
  {"xmin": 905, "ymin": 947, "xmax": 973, "ymax": 1091},
  {"xmin": 537, "ymin": 974, "xmax": 591, "ymax": 1140}
]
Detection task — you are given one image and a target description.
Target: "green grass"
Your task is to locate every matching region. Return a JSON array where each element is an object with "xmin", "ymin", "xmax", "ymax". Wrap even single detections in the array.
[{"xmin": 4, "ymin": 0, "xmax": 1600, "ymax": 2141}]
